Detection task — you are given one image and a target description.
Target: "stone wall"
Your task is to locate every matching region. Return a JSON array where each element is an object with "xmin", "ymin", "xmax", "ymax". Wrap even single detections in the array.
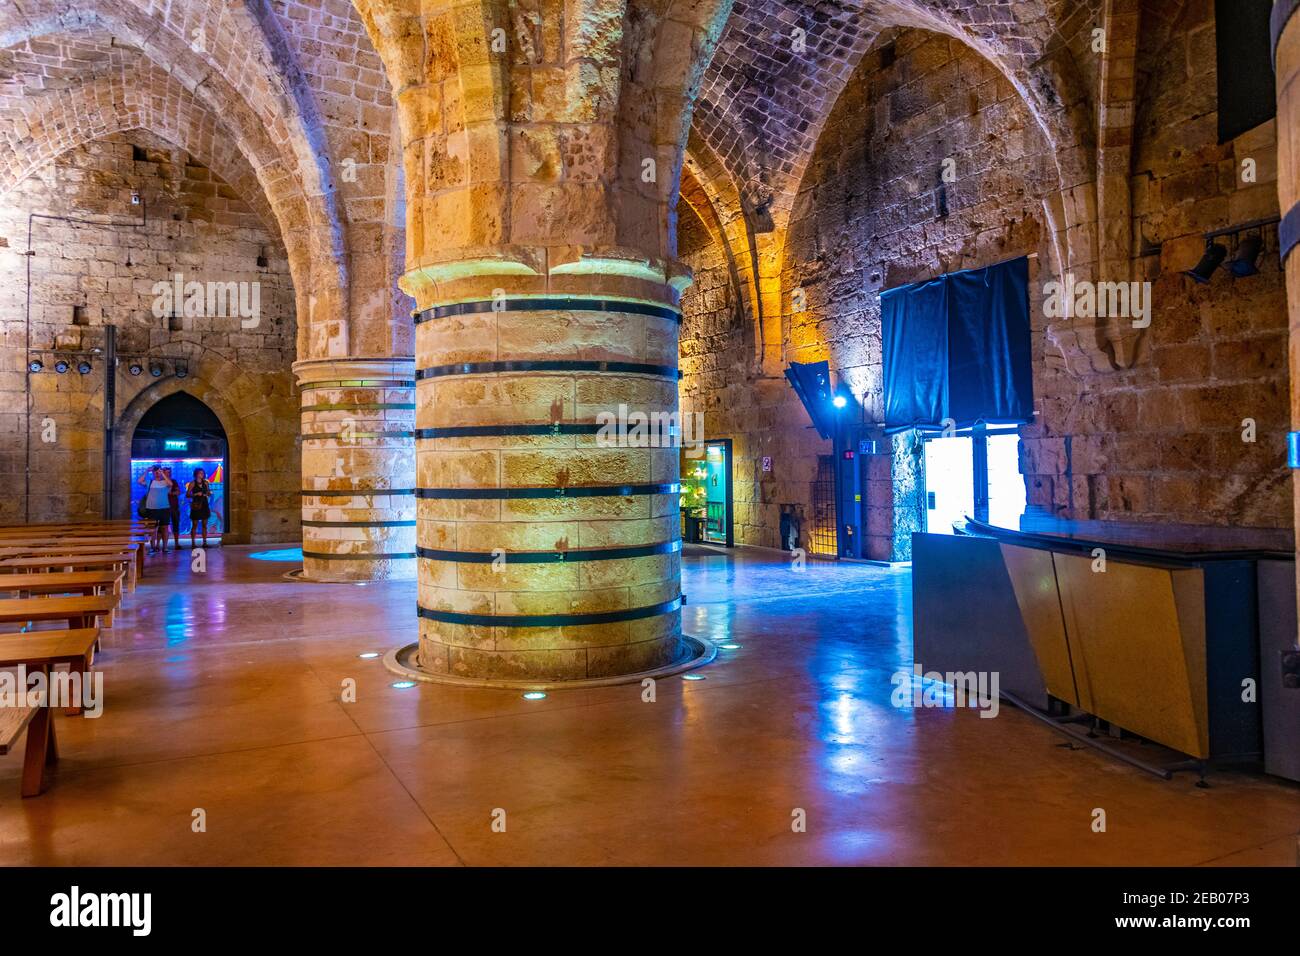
[
  {"xmin": 679, "ymin": 15, "xmax": 1290, "ymax": 558},
  {"xmin": 0, "ymin": 131, "xmax": 299, "ymax": 543}
]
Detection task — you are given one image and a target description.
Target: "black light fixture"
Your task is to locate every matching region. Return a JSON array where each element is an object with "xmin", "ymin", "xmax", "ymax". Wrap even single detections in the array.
[
  {"xmin": 28, "ymin": 358, "xmax": 42, "ymax": 373},
  {"xmin": 128, "ymin": 362, "xmax": 143, "ymax": 376},
  {"xmin": 1228, "ymin": 233, "xmax": 1264, "ymax": 277},
  {"xmin": 149, "ymin": 362, "xmax": 164, "ymax": 378},
  {"xmin": 77, "ymin": 360, "xmax": 92, "ymax": 375},
  {"xmin": 174, "ymin": 360, "xmax": 188, "ymax": 379},
  {"xmin": 1183, "ymin": 240, "xmax": 1227, "ymax": 284},
  {"xmin": 256, "ymin": 245, "xmax": 268, "ymax": 269},
  {"xmin": 54, "ymin": 359, "xmax": 70, "ymax": 374}
]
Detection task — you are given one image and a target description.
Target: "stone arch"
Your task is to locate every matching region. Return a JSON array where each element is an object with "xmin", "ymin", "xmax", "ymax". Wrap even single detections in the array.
[
  {"xmin": 0, "ymin": 64, "xmax": 323, "ymax": 344},
  {"xmin": 685, "ymin": 0, "xmax": 1112, "ymax": 374},
  {"xmin": 682, "ymin": 133, "xmax": 762, "ymax": 353},
  {"xmin": 353, "ymin": 0, "xmax": 508, "ymax": 275},
  {"xmin": 114, "ymin": 370, "xmax": 252, "ymax": 545},
  {"xmin": 0, "ymin": 0, "xmax": 352, "ymax": 355},
  {"xmin": 766, "ymin": 22, "xmax": 1103, "ymax": 376},
  {"xmin": 613, "ymin": 0, "xmax": 734, "ymax": 258}
]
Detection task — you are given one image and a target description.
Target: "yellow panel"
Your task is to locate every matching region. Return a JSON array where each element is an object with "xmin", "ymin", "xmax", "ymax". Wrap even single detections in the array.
[
  {"xmin": 1054, "ymin": 554, "xmax": 1208, "ymax": 758},
  {"xmin": 1000, "ymin": 543, "xmax": 1078, "ymax": 706},
  {"xmin": 1171, "ymin": 570, "xmax": 1210, "ymax": 758}
]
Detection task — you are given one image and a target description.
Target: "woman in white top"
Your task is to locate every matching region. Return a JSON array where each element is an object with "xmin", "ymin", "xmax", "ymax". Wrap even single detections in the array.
[{"xmin": 137, "ymin": 465, "xmax": 173, "ymax": 553}]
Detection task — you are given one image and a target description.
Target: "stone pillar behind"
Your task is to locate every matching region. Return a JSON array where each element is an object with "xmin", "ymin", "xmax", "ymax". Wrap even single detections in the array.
[
  {"xmin": 294, "ymin": 357, "xmax": 416, "ymax": 582},
  {"xmin": 405, "ymin": 263, "xmax": 686, "ymax": 681}
]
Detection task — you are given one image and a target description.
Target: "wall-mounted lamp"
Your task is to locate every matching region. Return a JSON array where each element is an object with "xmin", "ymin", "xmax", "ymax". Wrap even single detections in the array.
[
  {"xmin": 28, "ymin": 359, "xmax": 43, "ymax": 373},
  {"xmin": 174, "ymin": 360, "xmax": 188, "ymax": 379},
  {"xmin": 149, "ymin": 362, "xmax": 164, "ymax": 378},
  {"xmin": 1183, "ymin": 240, "xmax": 1227, "ymax": 283},
  {"xmin": 1188, "ymin": 216, "xmax": 1280, "ymax": 283},
  {"xmin": 1228, "ymin": 233, "xmax": 1264, "ymax": 277},
  {"xmin": 128, "ymin": 362, "xmax": 143, "ymax": 376},
  {"xmin": 54, "ymin": 359, "xmax": 70, "ymax": 374},
  {"xmin": 77, "ymin": 360, "xmax": 92, "ymax": 375}
]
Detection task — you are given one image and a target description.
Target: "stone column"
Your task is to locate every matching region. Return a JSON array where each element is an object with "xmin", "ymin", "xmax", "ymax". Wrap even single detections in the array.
[
  {"xmin": 293, "ymin": 356, "xmax": 416, "ymax": 582},
  {"xmin": 402, "ymin": 260, "xmax": 687, "ymax": 680},
  {"xmin": 354, "ymin": 0, "xmax": 732, "ymax": 680},
  {"xmin": 1276, "ymin": 3, "xmax": 1300, "ymax": 610}
]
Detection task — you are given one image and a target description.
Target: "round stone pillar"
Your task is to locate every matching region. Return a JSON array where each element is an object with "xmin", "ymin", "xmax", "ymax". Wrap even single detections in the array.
[
  {"xmin": 294, "ymin": 356, "xmax": 416, "ymax": 582},
  {"xmin": 1276, "ymin": 3, "xmax": 1300, "ymax": 608},
  {"xmin": 405, "ymin": 263, "xmax": 686, "ymax": 681}
]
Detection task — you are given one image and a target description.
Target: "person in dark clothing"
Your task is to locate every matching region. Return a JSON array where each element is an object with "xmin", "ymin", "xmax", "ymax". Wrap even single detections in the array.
[
  {"xmin": 163, "ymin": 467, "xmax": 181, "ymax": 552},
  {"xmin": 186, "ymin": 467, "xmax": 212, "ymax": 548}
]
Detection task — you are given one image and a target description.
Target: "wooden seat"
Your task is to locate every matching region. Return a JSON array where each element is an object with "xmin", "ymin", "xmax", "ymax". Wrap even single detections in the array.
[
  {"xmin": 0, "ymin": 570, "xmax": 124, "ymax": 598},
  {"xmin": 0, "ymin": 594, "xmax": 118, "ymax": 631},
  {"xmin": 0, "ymin": 706, "xmax": 36, "ymax": 756},
  {"xmin": 0, "ymin": 628, "xmax": 98, "ymax": 796},
  {"xmin": 0, "ymin": 553, "xmax": 136, "ymax": 592}
]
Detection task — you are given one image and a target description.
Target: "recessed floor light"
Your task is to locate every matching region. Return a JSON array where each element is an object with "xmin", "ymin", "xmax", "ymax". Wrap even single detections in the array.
[
  {"xmin": 358, "ymin": 652, "xmax": 379, "ymax": 659},
  {"xmin": 391, "ymin": 681, "xmax": 416, "ymax": 689},
  {"xmin": 720, "ymin": 643, "xmax": 741, "ymax": 650},
  {"xmin": 522, "ymin": 691, "xmax": 547, "ymax": 700},
  {"xmin": 683, "ymin": 673, "xmax": 706, "ymax": 681}
]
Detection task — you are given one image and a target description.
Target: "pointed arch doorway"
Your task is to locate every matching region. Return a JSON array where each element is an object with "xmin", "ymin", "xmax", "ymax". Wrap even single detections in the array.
[{"xmin": 129, "ymin": 392, "xmax": 229, "ymax": 543}]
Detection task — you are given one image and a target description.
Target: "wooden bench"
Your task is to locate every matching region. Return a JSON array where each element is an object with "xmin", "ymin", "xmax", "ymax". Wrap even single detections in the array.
[
  {"xmin": 0, "ymin": 552, "xmax": 137, "ymax": 592},
  {"xmin": 0, "ymin": 628, "xmax": 100, "ymax": 795},
  {"xmin": 0, "ymin": 570, "xmax": 124, "ymax": 600},
  {"xmin": 0, "ymin": 527, "xmax": 148, "ymax": 577},
  {"xmin": 0, "ymin": 594, "xmax": 118, "ymax": 632},
  {"xmin": 0, "ymin": 542, "xmax": 144, "ymax": 574}
]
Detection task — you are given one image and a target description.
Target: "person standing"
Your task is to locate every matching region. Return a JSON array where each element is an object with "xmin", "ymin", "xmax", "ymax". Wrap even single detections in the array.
[
  {"xmin": 137, "ymin": 465, "xmax": 172, "ymax": 553},
  {"xmin": 163, "ymin": 467, "xmax": 182, "ymax": 552},
  {"xmin": 186, "ymin": 467, "xmax": 212, "ymax": 549}
]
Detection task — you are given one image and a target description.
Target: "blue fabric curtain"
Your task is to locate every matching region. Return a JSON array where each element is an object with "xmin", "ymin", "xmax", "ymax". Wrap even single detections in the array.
[{"xmin": 881, "ymin": 256, "xmax": 1032, "ymax": 430}]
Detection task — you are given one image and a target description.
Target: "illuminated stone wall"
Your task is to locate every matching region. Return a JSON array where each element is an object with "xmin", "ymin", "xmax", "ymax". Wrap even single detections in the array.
[
  {"xmin": 680, "ymin": 14, "xmax": 1290, "ymax": 559},
  {"xmin": 0, "ymin": 131, "xmax": 299, "ymax": 543}
]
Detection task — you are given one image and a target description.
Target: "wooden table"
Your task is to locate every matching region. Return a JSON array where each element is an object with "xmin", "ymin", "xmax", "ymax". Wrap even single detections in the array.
[{"xmin": 0, "ymin": 627, "xmax": 100, "ymax": 794}]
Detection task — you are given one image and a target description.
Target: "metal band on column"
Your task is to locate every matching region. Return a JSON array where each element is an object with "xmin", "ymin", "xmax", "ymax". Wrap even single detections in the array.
[{"xmin": 413, "ymin": 292, "xmax": 683, "ymax": 680}]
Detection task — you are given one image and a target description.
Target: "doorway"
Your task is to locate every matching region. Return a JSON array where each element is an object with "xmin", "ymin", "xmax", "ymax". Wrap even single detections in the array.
[
  {"xmin": 922, "ymin": 425, "xmax": 1025, "ymax": 534},
  {"xmin": 130, "ymin": 392, "xmax": 229, "ymax": 541},
  {"xmin": 809, "ymin": 454, "xmax": 838, "ymax": 556},
  {"xmin": 682, "ymin": 439, "xmax": 733, "ymax": 547}
]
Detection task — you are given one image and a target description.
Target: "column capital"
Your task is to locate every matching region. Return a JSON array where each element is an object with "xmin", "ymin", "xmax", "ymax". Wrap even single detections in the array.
[
  {"xmin": 292, "ymin": 356, "xmax": 416, "ymax": 386},
  {"xmin": 400, "ymin": 246, "xmax": 693, "ymax": 311}
]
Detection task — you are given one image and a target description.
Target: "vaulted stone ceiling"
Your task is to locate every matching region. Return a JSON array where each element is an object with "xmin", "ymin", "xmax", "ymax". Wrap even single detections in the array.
[
  {"xmin": 0, "ymin": 0, "xmax": 1109, "ymax": 329},
  {"xmin": 692, "ymin": 0, "xmax": 1104, "ymax": 232}
]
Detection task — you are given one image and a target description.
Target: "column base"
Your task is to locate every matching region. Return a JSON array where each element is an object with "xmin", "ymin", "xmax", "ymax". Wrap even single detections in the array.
[
  {"xmin": 382, "ymin": 634, "xmax": 715, "ymax": 691},
  {"xmin": 297, "ymin": 555, "xmax": 416, "ymax": 583}
]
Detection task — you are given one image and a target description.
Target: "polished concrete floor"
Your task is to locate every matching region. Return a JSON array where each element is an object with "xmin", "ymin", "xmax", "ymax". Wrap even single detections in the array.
[{"xmin": 1, "ymin": 545, "xmax": 1297, "ymax": 866}]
